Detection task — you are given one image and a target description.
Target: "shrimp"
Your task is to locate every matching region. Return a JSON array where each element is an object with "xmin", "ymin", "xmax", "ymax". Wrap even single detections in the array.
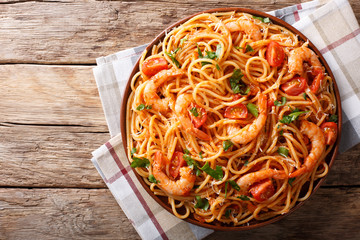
[
  {"xmin": 174, "ymin": 94, "xmax": 211, "ymax": 141},
  {"xmin": 237, "ymin": 169, "xmax": 287, "ymax": 193},
  {"xmin": 227, "ymin": 94, "xmax": 267, "ymax": 145},
  {"xmin": 225, "ymin": 19, "xmax": 262, "ymax": 41},
  {"xmin": 289, "ymin": 120, "xmax": 326, "ymax": 178},
  {"xmin": 288, "ymin": 46, "xmax": 325, "ymax": 93},
  {"xmin": 143, "ymin": 69, "xmax": 184, "ymax": 112},
  {"xmin": 152, "ymin": 151, "xmax": 196, "ymax": 196}
]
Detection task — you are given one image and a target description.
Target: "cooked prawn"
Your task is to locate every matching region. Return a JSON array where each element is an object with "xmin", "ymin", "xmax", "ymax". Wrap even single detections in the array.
[
  {"xmin": 289, "ymin": 120, "xmax": 326, "ymax": 178},
  {"xmin": 227, "ymin": 94, "xmax": 267, "ymax": 145},
  {"xmin": 237, "ymin": 169, "xmax": 287, "ymax": 193},
  {"xmin": 225, "ymin": 19, "xmax": 262, "ymax": 41},
  {"xmin": 175, "ymin": 94, "xmax": 211, "ymax": 141},
  {"xmin": 143, "ymin": 69, "xmax": 184, "ymax": 112},
  {"xmin": 288, "ymin": 46, "xmax": 324, "ymax": 93},
  {"xmin": 152, "ymin": 151, "xmax": 196, "ymax": 196}
]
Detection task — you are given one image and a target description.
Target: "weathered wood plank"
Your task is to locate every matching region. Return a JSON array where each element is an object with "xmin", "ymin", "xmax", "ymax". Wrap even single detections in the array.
[
  {"xmin": 0, "ymin": 187, "xmax": 359, "ymax": 240},
  {"xmin": 0, "ymin": 0, "xmax": 359, "ymax": 64}
]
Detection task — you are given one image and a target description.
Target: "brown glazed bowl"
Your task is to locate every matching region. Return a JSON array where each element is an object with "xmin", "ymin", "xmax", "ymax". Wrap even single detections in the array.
[{"xmin": 120, "ymin": 8, "xmax": 342, "ymax": 231}]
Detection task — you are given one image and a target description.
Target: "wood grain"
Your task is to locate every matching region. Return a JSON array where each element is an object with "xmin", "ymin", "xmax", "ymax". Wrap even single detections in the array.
[
  {"xmin": 0, "ymin": 0, "xmax": 359, "ymax": 64},
  {"xmin": 0, "ymin": 187, "xmax": 359, "ymax": 240}
]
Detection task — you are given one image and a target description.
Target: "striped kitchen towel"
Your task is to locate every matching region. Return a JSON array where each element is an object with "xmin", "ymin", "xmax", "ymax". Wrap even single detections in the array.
[{"xmin": 92, "ymin": 0, "xmax": 360, "ymax": 239}]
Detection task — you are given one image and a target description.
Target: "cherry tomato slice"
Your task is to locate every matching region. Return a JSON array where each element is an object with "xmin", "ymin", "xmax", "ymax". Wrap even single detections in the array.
[
  {"xmin": 320, "ymin": 122, "xmax": 338, "ymax": 145},
  {"xmin": 141, "ymin": 57, "xmax": 168, "ymax": 76},
  {"xmin": 267, "ymin": 99, "xmax": 274, "ymax": 108},
  {"xmin": 309, "ymin": 69, "xmax": 324, "ymax": 94},
  {"xmin": 250, "ymin": 179, "xmax": 275, "ymax": 202},
  {"xmin": 281, "ymin": 77, "xmax": 307, "ymax": 96},
  {"xmin": 188, "ymin": 103, "xmax": 207, "ymax": 128},
  {"xmin": 266, "ymin": 41, "xmax": 285, "ymax": 67},
  {"xmin": 224, "ymin": 103, "xmax": 248, "ymax": 119},
  {"xmin": 169, "ymin": 152, "xmax": 186, "ymax": 179}
]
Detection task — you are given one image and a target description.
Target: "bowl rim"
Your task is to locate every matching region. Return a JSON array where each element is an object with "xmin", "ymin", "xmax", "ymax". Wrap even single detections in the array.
[{"xmin": 119, "ymin": 7, "xmax": 342, "ymax": 231}]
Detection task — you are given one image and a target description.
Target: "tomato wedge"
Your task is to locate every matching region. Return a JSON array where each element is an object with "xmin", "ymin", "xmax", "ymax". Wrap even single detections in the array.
[
  {"xmin": 250, "ymin": 179, "xmax": 275, "ymax": 202},
  {"xmin": 309, "ymin": 69, "xmax": 324, "ymax": 94},
  {"xmin": 281, "ymin": 76, "xmax": 307, "ymax": 96},
  {"xmin": 267, "ymin": 99, "xmax": 274, "ymax": 108},
  {"xmin": 320, "ymin": 122, "xmax": 338, "ymax": 145},
  {"xmin": 224, "ymin": 103, "xmax": 248, "ymax": 119},
  {"xmin": 141, "ymin": 57, "xmax": 168, "ymax": 76},
  {"xmin": 188, "ymin": 103, "xmax": 207, "ymax": 128},
  {"xmin": 169, "ymin": 152, "xmax": 186, "ymax": 179},
  {"xmin": 266, "ymin": 41, "xmax": 285, "ymax": 67}
]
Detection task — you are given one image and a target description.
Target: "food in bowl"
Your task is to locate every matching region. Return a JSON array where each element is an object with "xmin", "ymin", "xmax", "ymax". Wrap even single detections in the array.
[{"xmin": 124, "ymin": 11, "xmax": 339, "ymax": 226}]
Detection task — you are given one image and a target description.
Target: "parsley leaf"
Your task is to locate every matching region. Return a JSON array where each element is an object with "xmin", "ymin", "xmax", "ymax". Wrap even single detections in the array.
[
  {"xmin": 223, "ymin": 140, "xmax": 233, "ymax": 152},
  {"xmin": 237, "ymin": 195, "xmax": 250, "ymax": 201},
  {"xmin": 247, "ymin": 103, "xmax": 259, "ymax": 117},
  {"xmin": 199, "ymin": 151, "xmax": 204, "ymax": 159},
  {"xmin": 288, "ymin": 177, "xmax": 296, "ymax": 186},
  {"xmin": 303, "ymin": 92, "xmax": 307, "ymax": 100},
  {"xmin": 130, "ymin": 157, "xmax": 150, "ymax": 168},
  {"xmin": 329, "ymin": 114, "xmax": 338, "ymax": 123},
  {"xmin": 200, "ymin": 162, "xmax": 223, "ymax": 180},
  {"xmin": 235, "ymin": 46, "xmax": 243, "ymax": 50},
  {"xmin": 252, "ymin": 16, "xmax": 271, "ymax": 23},
  {"xmin": 279, "ymin": 129, "xmax": 284, "ymax": 136},
  {"xmin": 195, "ymin": 196, "xmax": 209, "ymax": 210},
  {"xmin": 215, "ymin": 44, "xmax": 222, "ymax": 58},
  {"xmin": 180, "ymin": 37, "xmax": 187, "ymax": 45},
  {"xmin": 228, "ymin": 180, "xmax": 240, "ymax": 191},
  {"xmin": 244, "ymin": 160, "xmax": 249, "ymax": 166},
  {"xmin": 189, "ymin": 107, "xmax": 199, "ymax": 117},
  {"xmin": 279, "ymin": 108, "xmax": 308, "ymax": 124},
  {"xmin": 165, "ymin": 48, "xmax": 181, "ymax": 68},
  {"xmin": 148, "ymin": 174, "xmax": 159, "ymax": 184},
  {"xmin": 130, "ymin": 147, "xmax": 137, "ymax": 157},
  {"xmin": 274, "ymin": 97, "xmax": 287, "ymax": 106},
  {"xmin": 183, "ymin": 153, "xmax": 201, "ymax": 174},
  {"xmin": 216, "ymin": 64, "xmax": 221, "ymax": 70},
  {"xmin": 184, "ymin": 149, "xmax": 190, "ymax": 154},
  {"xmin": 197, "ymin": 44, "xmax": 221, "ymax": 66},
  {"xmin": 278, "ymin": 146, "xmax": 289, "ymax": 157},
  {"xmin": 229, "ymin": 69, "xmax": 250, "ymax": 95},
  {"xmin": 224, "ymin": 209, "xmax": 232, "ymax": 218},
  {"xmin": 245, "ymin": 44, "xmax": 254, "ymax": 52},
  {"xmin": 136, "ymin": 104, "xmax": 152, "ymax": 111}
]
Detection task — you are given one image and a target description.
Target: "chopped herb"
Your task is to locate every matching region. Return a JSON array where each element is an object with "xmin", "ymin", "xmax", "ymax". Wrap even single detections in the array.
[
  {"xmin": 130, "ymin": 147, "xmax": 137, "ymax": 157},
  {"xmin": 215, "ymin": 44, "xmax": 222, "ymax": 58},
  {"xmin": 303, "ymin": 92, "xmax": 307, "ymax": 100},
  {"xmin": 278, "ymin": 146, "xmax": 289, "ymax": 157},
  {"xmin": 229, "ymin": 69, "xmax": 250, "ymax": 95},
  {"xmin": 279, "ymin": 129, "xmax": 284, "ymax": 136},
  {"xmin": 189, "ymin": 107, "xmax": 199, "ymax": 117},
  {"xmin": 329, "ymin": 114, "xmax": 338, "ymax": 123},
  {"xmin": 252, "ymin": 16, "xmax": 271, "ymax": 23},
  {"xmin": 183, "ymin": 153, "xmax": 199, "ymax": 170},
  {"xmin": 245, "ymin": 44, "xmax": 254, "ymax": 52},
  {"xmin": 225, "ymin": 181, "xmax": 229, "ymax": 198},
  {"xmin": 237, "ymin": 195, "xmax": 250, "ymax": 201},
  {"xmin": 224, "ymin": 209, "xmax": 232, "ymax": 218},
  {"xmin": 274, "ymin": 97, "xmax": 287, "ymax": 106},
  {"xmin": 244, "ymin": 160, "xmax": 249, "ymax": 166},
  {"xmin": 223, "ymin": 140, "xmax": 233, "ymax": 152},
  {"xmin": 165, "ymin": 48, "xmax": 181, "ymax": 68},
  {"xmin": 195, "ymin": 196, "xmax": 209, "ymax": 210},
  {"xmin": 196, "ymin": 169, "xmax": 202, "ymax": 176},
  {"xmin": 136, "ymin": 104, "xmax": 152, "ymax": 111},
  {"xmin": 148, "ymin": 174, "xmax": 159, "ymax": 184},
  {"xmin": 228, "ymin": 180, "xmax": 241, "ymax": 191},
  {"xmin": 200, "ymin": 162, "xmax": 223, "ymax": 180},
  {"xmin": 197, "ymin": 44, "xmax": 203, "ymax": 58},
  {"xmin": 184, "ymin": 149, "xmax": 190, "ymax": 154},
  {"xmin": 180, "ymin": 37, "xmax": 187, "ymax": 45},
  {"xmin": 235, "ymin": 46, "xmax": 243, "ymax": 50},
  {"xmin": 247, "ymin": 103, "xmax": 259, "ymax": 118},
  {"xmin": 199, "ymin": 151, "xmax": 204, "ymax": 159},
  {"xmin": 216, "ymin": 64, "xmax": 221, "ymax": 70},
  {"xmin": 279, "ymin": 108, "xmax": 308, "ymax": 124},
  {"xmin": 197, "ymin": 44, "xmax": 221, "ymax": 66},
  {"xmin": 130, "ymin": 157, "xmax": 150, "ymax": 168},
  {"xmin": 288, "ymin": 177, "xmax": 296, "ymax": 186}
]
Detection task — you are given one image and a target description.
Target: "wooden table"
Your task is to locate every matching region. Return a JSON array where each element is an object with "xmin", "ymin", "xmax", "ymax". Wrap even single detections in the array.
[{"xmin": 1, "ymin": 0, "xmax": 360, "ymax": 239}]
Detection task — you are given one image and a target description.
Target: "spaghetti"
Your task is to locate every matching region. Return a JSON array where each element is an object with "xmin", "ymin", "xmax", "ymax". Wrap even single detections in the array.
[{"xmin": 125, "ymin": 11, "xmax": 338, "ymax": 226}]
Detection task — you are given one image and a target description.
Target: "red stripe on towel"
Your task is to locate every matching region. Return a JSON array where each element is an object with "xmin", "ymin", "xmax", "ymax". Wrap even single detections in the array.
[
  {"xmin": 294, "ymin": 4, "xmax": 303, "ymax": 22},
  {"xmin": 320, "ymin": 28, "xmax": 360, "ymax": 54}
]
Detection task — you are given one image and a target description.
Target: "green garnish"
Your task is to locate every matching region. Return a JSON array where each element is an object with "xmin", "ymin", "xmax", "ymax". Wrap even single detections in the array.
[
  {"xmin": 279, "ymin": 129, "xmax": 284, "ymax": 136},
  {"xmin": 223, "ymin": 140, "xmax": 233, "ymax": 152},
  {"xmin": 197, "ymin": 44, "xmax": 221, "ymax": 66},
  {"xmin": 196, "ymin": 169, "xmax": 202, "ymax": 176},
  {"xmin": 183, "ymin": 153, "xmax": 199, "ymax": 170},
  {"xmin": 252, "ymin": 16, "xmax": 271, "ymax": 23},
  {"xmin": 279, "ymin": 108, "xmax": 308, "ymax": 124},
  {"xmin": 148, "ymin": 174, "xmax": 159, "ymax": 184},
  {"xmin": 228, "ymin": 180, "xmax": 241, "ymax": 191},
  {"xmin": 130, "ymin": 157, "xmax": 150, "ymax": 168},
  {"xmin": 237, "ymin": 195, "xmax": 250, "ymax": 201},
  {"xmin": 274, "ymin": 97, "xmax": 287, "ymax": 106},
  {"xmin": 189, "ymin": 107, "xmax": 199, "ymax": 117},
  {"xmin": 244, "ymin": 160, "xmax": 249, "ymax": 166},
  {"xmin": 199, "ymin": 151, "xmax": 204, "ymax": 159},
  {"xmin": 278, "ymin": 146, "xmax": 289, "ymax": 157},
  {"xmin": 200, "ymin": 162, "xmax": 223, "ymax": 180},
  {"xmin": 229, "ymin": 69, "xmax": 250, "ymax": 95},
  {"xmin": 165, "ymin": 47, "xmax": 181, "ymax": 68},
  {"xmin": 245, "ymin": 44, "xmax": 254, "ymax": 52},
  {"xmin": 247, "ymin": 103, "xmax": 259, "ymax": 118},
  {"xmin": 195, "ymin": 196, "xmax": 209, "ymax": 210},
  {"xmin": 235, "ymin": 46, "xmax": 243, "ymax": 50},
  {"xmin": 136, "ymin": 104, "xmax": 152, "ymax": 111},
  {"xmin": 224, "ymin": 209, "xmax": 232, "ymax": 218},
  {"xmin": 180, "ymin": 37, "xmax": 187, "ymax": 45},
  {"xmin": 329, "ymin": 114, "xmax": 338, "ymax": 123},
  {"xmin": 303, "ymin": 92, "xmax": 307, "ymax": 100},
  {"xmin": 184, "ymin": 149, "xmax": 190, "ymax": 154},
  {"xmin": 216, "ymin": 64, "xmax": 221, "ymax": 70},
  {"xmin": 130, "ymin": 147, "xmax": 137, "ymax": 157},
  {"xmin": 288, "ymin": 177, "xmax": 296, "ymax": 186}
]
